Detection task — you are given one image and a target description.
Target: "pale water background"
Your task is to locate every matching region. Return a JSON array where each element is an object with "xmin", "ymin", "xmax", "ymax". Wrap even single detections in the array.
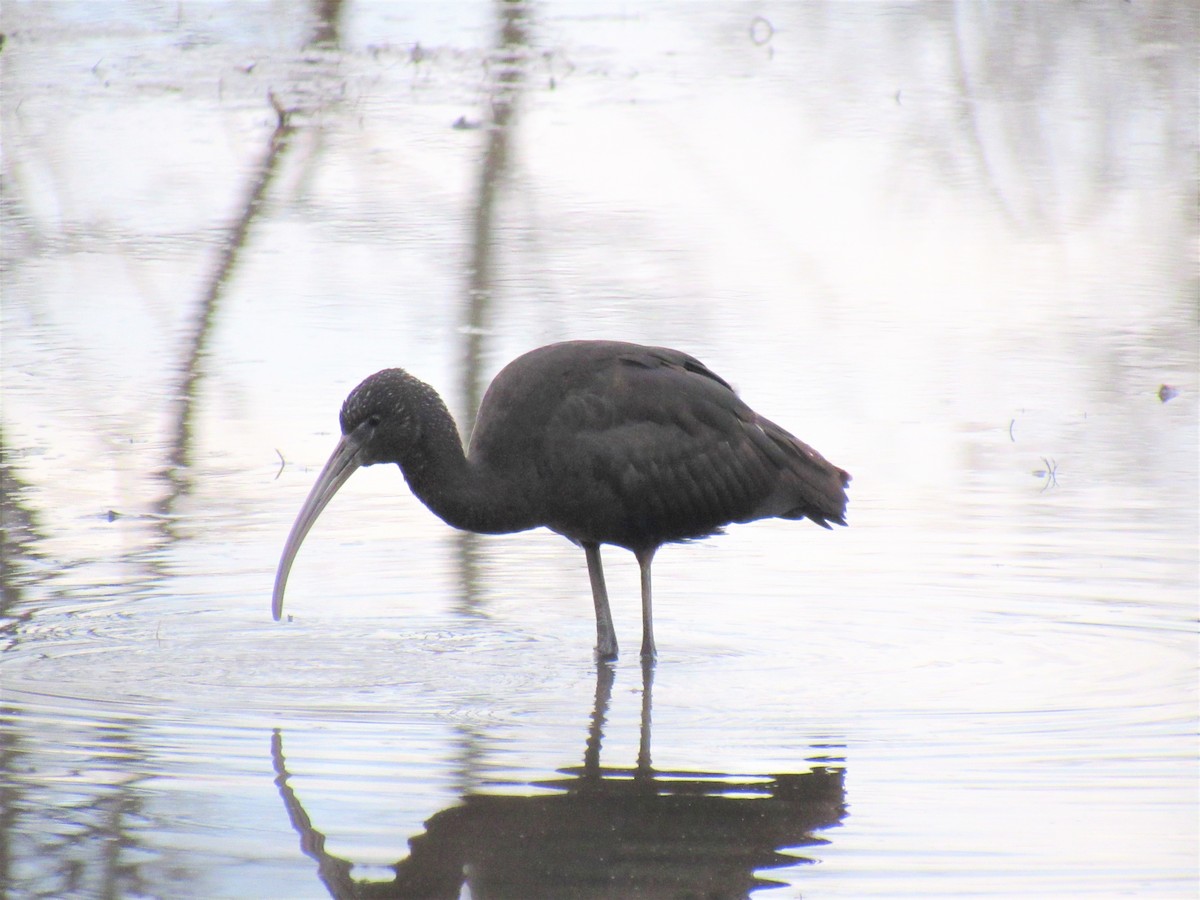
[{"xmin": 1, "ymin": 2, "xmax": 1197, "ymax": 898}]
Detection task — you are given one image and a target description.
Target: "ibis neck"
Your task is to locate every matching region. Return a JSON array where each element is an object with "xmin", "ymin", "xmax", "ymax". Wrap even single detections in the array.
[{"xmin": 396, "ymin": 403, "xmax": 536, "ymax": 536}]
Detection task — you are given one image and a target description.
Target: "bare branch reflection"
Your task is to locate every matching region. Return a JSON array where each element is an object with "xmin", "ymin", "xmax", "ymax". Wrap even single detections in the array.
[
  {"xmin": 455, "ymin": 0, "xmax": 532, "ymax": 614},
  {"xmin": 162, "ymin": 101, "xmax": 294, "ymax": 499},
  {"xmin": 159, "ymin": 0, "xmax": 346, "ymax": 514},
  {"xmin": 309, "ymin": 0, "xmax": 346, "ymax": 47}
]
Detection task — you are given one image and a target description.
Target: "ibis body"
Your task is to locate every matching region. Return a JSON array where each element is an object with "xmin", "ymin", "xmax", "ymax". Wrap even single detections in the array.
[{"xmin": 272, "ymin": 340, "xmax": 850, "ymax": 659}]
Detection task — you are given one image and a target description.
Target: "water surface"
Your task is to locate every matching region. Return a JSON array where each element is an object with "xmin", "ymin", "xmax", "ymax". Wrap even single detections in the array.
[{"xmin": 2, "ymin": 2, "xmax": 1197, "ymax": 898}]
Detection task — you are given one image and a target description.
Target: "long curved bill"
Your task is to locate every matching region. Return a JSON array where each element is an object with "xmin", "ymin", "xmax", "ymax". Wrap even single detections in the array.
[{"xmin": 272, "ymin": 434, "xmax": 363, "ymax": 621}]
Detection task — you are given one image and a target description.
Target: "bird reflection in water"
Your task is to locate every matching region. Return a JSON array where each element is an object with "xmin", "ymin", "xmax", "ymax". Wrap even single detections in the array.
[
  {"xmin": 271, "ymin": 661, "xmax": 847, "ymax": 898},
  {"xmin": 273, "ymin": 341, "xmax": 850, "ymax": 660}
]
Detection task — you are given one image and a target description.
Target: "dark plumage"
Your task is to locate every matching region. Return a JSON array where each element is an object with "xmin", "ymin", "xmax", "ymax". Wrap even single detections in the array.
[{"xmin": 272, "ymin": 340, "xmax": 850, "ymax": 659}]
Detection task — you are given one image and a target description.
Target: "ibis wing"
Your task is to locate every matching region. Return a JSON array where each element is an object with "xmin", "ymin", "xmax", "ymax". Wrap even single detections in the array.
[{"xmin": 530, "ymin": 346, "xmax": 848, "ymax": 548}]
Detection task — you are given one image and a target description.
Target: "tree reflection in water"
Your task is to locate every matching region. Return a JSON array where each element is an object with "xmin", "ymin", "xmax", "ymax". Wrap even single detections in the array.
[{"xmin": 271, "ymin": 661, "xmax": 846, "ymax": 899}]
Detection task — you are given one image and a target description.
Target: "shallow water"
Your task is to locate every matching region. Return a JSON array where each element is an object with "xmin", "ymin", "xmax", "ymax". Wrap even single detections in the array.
[{"xmin": 2, "ymin": 2, "xmax": 1197, "ymax": 898}]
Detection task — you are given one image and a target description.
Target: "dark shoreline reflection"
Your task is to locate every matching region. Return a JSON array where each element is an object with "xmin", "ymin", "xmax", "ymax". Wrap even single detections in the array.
[{"xmin": 271, "ymin": 662, "xmax": 846, "ymax": 898}]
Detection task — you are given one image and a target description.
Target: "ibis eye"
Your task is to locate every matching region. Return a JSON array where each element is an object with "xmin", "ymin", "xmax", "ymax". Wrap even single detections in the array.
[{"xmin": 366, "ymin": 414, "xmax": 382, "ymax": 429}]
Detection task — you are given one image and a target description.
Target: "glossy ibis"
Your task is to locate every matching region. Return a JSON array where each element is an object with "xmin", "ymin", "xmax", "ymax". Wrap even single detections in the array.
[{"xmin": 272, "ymin": 340, "xmax": 850, "ymax": 659}]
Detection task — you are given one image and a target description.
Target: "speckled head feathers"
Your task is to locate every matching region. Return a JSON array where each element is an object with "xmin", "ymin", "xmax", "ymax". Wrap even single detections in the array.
[
  {"xmin": 336, "ymin": 368, "xmax": 460, "ymax": 470},
  {"xmin": 339, "ymin": 368, "xmax": 422, "ymax": 435}
]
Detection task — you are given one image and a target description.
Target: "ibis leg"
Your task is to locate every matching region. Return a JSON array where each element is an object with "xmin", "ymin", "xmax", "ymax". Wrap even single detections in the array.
[
  {"xmin": 635, "ymin": 547, "xmax": 657, "ymax": 660},
  {"xmin": 583, "ymin": 542, "xmax": 618, "ymax": 660}
]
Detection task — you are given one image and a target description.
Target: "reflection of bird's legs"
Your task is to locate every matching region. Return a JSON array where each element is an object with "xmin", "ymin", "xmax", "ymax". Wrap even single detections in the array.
[
  {"xmin": 637, "ymin": 654, "xmax": 655, "ymax": 777},
  {"xmin": 636, "ymin": 547, "xmax": 657, "ymax": 660},
  {"xmin": 585, "ymin": 660, "xmax": 616, "ymax": 777},
  {"xmin": 584, "ymin": 542, "xmax": 618, "ymax": 660}
]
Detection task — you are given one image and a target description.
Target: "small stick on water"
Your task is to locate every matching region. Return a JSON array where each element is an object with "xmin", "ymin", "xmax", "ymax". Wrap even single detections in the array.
[{"xmin": 1033, "ymin": 457, "xmax": 1058, "ymax": 492}]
